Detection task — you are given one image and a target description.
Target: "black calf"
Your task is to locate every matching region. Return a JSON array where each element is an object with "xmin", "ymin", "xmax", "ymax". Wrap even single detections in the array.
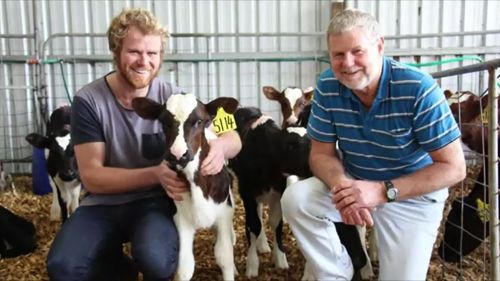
[{"xmin": 0, "ymin": 206, "xmax": 36, "ymax": 258}]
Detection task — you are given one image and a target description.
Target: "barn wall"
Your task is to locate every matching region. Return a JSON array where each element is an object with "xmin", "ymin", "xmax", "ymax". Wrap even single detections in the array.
[
  {"xmin": 1, "ymin": 0, "xmax": 500, "ymax": 174},
  {"xmin": 1, "ymin": 1, "xmax": 500, "ymax": 278}
]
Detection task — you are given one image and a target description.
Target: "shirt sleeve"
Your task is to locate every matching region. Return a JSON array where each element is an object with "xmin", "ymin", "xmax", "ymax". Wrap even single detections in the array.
[
  {"xmin": 307, "ymin": 71, "xmax": 337, "ymax": 143},
  {"xmin": 413, "ymin": 74, "xmax": 461, "ymax": 152},
  {"xmin": 71, "ymin": 96, "xmax": 105, "ymax": 145}
]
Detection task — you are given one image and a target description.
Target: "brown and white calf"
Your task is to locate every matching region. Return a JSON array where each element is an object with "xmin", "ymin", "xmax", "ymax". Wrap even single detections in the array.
[
  {"xmin": 263, "ymin": 86, "xmax": 314, "ymax": 128},
  {"xmin": 444, "ymin": 89, "xmax": 489, "ymax": 124},
  {"xmin": 132, "ymin": 93, "xmax": 239, "ymax": 281},
  {"xmin": 25, "ymin": 105, "xmax": 80, "ymax": 222},
  {"xmin": 439, "ymin": 90, "xmax": 498, "ymax": 262}
]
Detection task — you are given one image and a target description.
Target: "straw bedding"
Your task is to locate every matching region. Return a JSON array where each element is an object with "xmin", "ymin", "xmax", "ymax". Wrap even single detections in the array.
[{"xmin": 0, "ymin": 168, "xmax": 490, "ymax": 280}]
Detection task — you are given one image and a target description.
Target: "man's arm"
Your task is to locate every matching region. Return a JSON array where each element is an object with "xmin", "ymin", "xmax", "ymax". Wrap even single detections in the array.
[
  {"xmin": 309, "ymin": 139, "xmax": 346, "ymax": 188},
  {"xmin": 310, "ymin": 139, "xmax": 374, "ymax": 226},
  {"xmin": 75, "ymin": 142, "xmax": 187, "ymax": 198},
  {"xmin": 334, "ymin": 138, "xmax": 466, "ymax": 213},
  {"xmin": 201, "ymin": 130, "xmax": 242, "ymax": 175},
  {"xmin": 392, "ymin": 137, "xmax": 466, "ymax": 200}
]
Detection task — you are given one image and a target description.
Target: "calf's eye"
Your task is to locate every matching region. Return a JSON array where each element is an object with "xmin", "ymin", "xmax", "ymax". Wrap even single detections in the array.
[{"xmin": 195, "ymin": 119, "xmax": 203, "ymax": 127}]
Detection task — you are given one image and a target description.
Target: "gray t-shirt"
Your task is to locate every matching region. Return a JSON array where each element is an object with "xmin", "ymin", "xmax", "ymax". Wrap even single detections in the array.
[{"xmin": 71, "ymin": 73, "xmax": 182, "ymax": 206}]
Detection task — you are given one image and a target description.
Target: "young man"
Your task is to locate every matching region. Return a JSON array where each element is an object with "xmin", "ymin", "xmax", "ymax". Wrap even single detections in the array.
[
  {"xmin": 281, "ymin": 9, "xmax": 466, "ymax": 280},
  {"xmin": 46, "ymin": 8, "xmax": 241, "ymax": 281}
]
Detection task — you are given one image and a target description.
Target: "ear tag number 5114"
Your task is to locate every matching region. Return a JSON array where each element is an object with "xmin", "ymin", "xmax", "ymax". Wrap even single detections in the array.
[{"xmin": 212, "ymin": 107, "xmax": 237, "ymax": 135}]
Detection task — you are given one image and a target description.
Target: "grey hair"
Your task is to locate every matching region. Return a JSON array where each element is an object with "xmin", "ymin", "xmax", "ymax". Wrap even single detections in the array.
[{"xmin": 327, "ymin": 9, "xmax": 381, "ymax": 40}]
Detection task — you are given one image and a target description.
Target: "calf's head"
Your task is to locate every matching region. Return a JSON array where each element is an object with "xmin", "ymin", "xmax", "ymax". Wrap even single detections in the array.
[
  {"xmin": 280, "ymin": 127, "xmax": 312, "ymax": 178},
  {"xmin": 25, "ymin": 105, "xmax": 77, "ymax": 181},
  {"xmin": 445, "ymin": 90, "xmax": 488, "ymax": 124},
  {"xmin": 132, "ymin": 93, "xmax": 239, "ymax": 170},
  {"xmin": 263, "ymin": 86, "xmax": 314, "ymax": 128}
]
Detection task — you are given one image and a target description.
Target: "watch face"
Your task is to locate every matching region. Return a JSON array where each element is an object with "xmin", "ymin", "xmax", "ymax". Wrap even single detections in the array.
[
  {"xmin": 384, "ymin": 181, "xmax": 397, "ymax": 202},
  {"xmin": 387, "ymin": 188, "xmax": 397, "ymax": 200}
]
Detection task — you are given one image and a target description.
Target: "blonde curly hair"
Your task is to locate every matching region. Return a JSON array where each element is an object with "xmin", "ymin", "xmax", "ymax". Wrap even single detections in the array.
[{"xmin": 107, "ymin": 7, "xmax": 169, "ymax": 64}]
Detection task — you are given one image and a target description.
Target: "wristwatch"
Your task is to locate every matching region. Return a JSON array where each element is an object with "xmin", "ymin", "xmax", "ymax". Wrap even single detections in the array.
[{"xmin": 384, "ymin": 180, "xmax": 399, "ymax": 202}]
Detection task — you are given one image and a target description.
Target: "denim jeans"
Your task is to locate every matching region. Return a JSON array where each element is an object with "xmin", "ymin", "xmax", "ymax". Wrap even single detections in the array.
[{"xmin": 46, "ymin": 196, "xmax": 178, "ymax": 281}]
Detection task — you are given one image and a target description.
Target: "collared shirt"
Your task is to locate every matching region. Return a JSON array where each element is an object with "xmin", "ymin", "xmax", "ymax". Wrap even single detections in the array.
[{"xmin": 308, "ymin": 57, "xmax": 460, "ymax": 181}]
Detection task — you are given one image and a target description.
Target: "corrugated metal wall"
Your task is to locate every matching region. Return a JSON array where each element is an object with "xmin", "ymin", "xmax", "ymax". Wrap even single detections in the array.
[
  {"xmin": 1, "ymin": 1, "xmax": 500, "ymax": 278},
  {"xmin": 1, "ymin": 0, "xmax": 500, "ymax": 173}
]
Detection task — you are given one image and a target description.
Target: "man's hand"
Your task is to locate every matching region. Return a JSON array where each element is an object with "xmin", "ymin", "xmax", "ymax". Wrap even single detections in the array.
[
  {"xmin": 339, "ymin": 208, "xmax": 374, "ymax": 226},
  {"xmin": 333, "ymin": 180, "xmax": 384, "ymax": 210},
  {"xmin": 156, "ymin": 160, "xmax": 189, "ymax": 201},
  {"xmin": 200, "ymin": 138, "xmax": 226, "ymax": 176},
  {"xmin": 331, "ymin": 179, "xmax": 382, "ymax": 226}
]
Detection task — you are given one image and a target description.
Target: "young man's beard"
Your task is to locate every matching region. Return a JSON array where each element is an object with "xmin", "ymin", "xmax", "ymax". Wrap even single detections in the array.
[
  {"xmin": 116, "ymin": 59, "xmax": 161, "ymax": 89},
  {"xmin": 127, "ymin": 70, "xmax": 157, "ymax": 89}
]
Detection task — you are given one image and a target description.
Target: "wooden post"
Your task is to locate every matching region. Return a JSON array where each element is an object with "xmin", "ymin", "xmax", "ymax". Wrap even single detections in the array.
[{"xmin": 331, "ymin": 1, "xmax": 345, "ymax": 18}]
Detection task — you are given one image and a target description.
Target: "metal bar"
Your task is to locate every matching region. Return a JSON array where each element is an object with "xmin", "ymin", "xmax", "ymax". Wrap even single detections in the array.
[
  {"xmin": 276, "ymin": 0, "xmax": 282, "ymax": 91},
  {"xmin": 17, "ymin": 47, "xmax": 500, "ymax": 64},
  {"xmin": 417, "ymin": 0, "xmax": 422, "ymax": 50},
  {"xmin": 32, "ymin": 0, "xmax": 43, "ymax": 135},
  {"xmin": 40, "ymin": 29, "xmax": 500, "ymax": 52},
  {"xmin": 171, "ymin": 0, "xmax": 179, "ymax": 86},
  {"xmin": 431, "ymin": 59, "xmax": 500, "ymax": 78},
  {"xmin": 487, "ymin": 66, "xmax": 500, "ymax": 281},
  {"xmin": 194, "ymin": 17, "xmax": 202, "ymax": 100},
  {"xmin": 479, "ymin": 0, "xmax": 488, "ymax": 92},
  {"xmin": 438, "ymin": 0, "xmax": 444, "ymax": 74},
  {"xmin": 212, "ymin": 0, "xmax": 218, "ymax": 101},
  {"xmin": 459, "ymin": 0, "xmax": 465, "ymax": 78},
  {"xmin": 256, "ymin": 0, "xmax": 261, "ymax": 109},
  {"xmin": 0, "ymin": 86, "xmax": 35, "ymax": 90},
  {"xmin": 0, "ymin": 34, "xmax": 36, "ymax": 39},
  {"xmin": 396, "ymin": 1, "xmax": 401, "ymax": 50},
  {"xmin": 235, "ymin": 0, "xmax": 241, "ymax": 102},
  {"xmin": 5, "ymin": 46, "xmax": 500, "ymax": 65}
]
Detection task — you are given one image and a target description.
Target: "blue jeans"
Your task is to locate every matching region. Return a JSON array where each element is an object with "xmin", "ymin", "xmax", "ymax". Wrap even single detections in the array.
[{"xmin": 46, "ymin": 196, "xmax": 178, "ymax": 281}]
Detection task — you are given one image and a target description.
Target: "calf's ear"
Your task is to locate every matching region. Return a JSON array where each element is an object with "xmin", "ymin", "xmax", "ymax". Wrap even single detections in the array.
[
  {"xmin": 205, "ymin": 97, "xmax": 239, "ymax": 116},
  {"xmin": 25, "ymin": 133, "xmax": 49, "ymax": 149},
  {"xmin": 444, "ymin": 89, "xmax": 453, "ymax": 99},
  {"xmin": 132, "ymin": 97, "xmax": 165, "ymax": 120},
  {"xmin": 262, "ymin": 86, "xmax": 282, "ymax": 101},
  {"xmin": 303, "ymin": 86, "xmax": 314, "ymax": 101}
]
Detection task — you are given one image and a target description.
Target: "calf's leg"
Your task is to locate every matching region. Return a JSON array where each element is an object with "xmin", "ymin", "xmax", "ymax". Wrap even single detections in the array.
[
  {"xmin": 173, "ymin": 213, "xmax": 196, "ymax": 281},
  {"xmin": 214, "ymin": 205, "xmax": 236, "ymax": 280}
]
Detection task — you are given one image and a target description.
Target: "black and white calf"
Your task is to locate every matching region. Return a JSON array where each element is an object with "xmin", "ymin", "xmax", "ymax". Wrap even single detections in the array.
[
  {"xmin": 132, "ymin": 93, "xmax": 238, "ymax": 281},
  {"xmin": 25, "ymin": 105, "xmax": 80, "ymax": 222},
  {"xmin": 229, "ymin": 107, "xmax": 317, "ymax": 278},
  {"xmin": 0, "ymin": 161, "xmax": 16, "ymax": 194},
  {"xmin": 266, "ymin": 86, "xmax": 376, "ymax": 280},
  {"xmin": 262, "ymin": 86, "xmax": 314, "ymax": 128}
]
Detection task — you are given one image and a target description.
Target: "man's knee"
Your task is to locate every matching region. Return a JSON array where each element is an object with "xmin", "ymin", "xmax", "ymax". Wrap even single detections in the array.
[
  {"xmin": 281, "ymin": 181, "xmax": 306, "ymax": 221},
  {"xmin": 135, "ymin": 244, "xmax": 179, "ymax": 280},
  {"xmin": 47, "ymin": 250, "xmax": 89, "ymax": 281}
]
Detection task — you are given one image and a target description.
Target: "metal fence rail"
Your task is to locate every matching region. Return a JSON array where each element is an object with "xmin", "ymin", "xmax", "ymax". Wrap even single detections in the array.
[{"xmin": 431, "ymin": 59, "xmax": 500, "ymax": 281}]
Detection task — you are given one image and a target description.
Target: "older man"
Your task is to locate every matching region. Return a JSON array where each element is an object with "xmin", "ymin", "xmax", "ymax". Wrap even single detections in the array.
[{"xmin": 282, "ymin": 9, "xmax": 465, "ymax": 280}]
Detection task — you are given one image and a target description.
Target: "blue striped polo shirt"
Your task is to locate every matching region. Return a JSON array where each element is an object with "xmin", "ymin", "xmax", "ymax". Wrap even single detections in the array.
[{"xmin": 308, "ymin": 57, "xmax": 461, "ymax": 181}]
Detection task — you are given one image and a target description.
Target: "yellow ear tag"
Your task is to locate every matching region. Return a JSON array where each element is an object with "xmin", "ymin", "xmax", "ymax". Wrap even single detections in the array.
[
  {"xmin": 212, "ymin": 107, "xmax": 237, "ymax": 135},
  {"xmin": 481, "ymin": 104, "xmax": 489, "ymax": 124},
  {"xmin": 476, "ymin": 198, "xmax": 490, "ymax": 223}
]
